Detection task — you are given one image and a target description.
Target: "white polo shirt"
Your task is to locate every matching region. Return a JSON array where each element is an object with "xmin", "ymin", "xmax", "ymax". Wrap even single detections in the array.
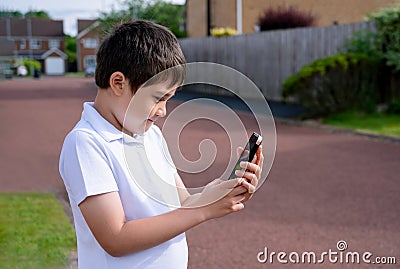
[{"xmin": 59, "ymin": 102, "xmax": 188, "ymax": 269}]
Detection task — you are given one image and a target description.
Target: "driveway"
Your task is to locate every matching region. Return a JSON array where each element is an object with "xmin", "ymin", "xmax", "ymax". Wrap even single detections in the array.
[{"xmin": 0, "ymin": 77, "xmax": 398, "ymax": 268}]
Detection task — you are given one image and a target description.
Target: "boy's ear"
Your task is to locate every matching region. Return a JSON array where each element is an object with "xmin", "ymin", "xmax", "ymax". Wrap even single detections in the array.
[{"xmin": 109, "ymin": 71, "xmax": 128, "ymax": 97}]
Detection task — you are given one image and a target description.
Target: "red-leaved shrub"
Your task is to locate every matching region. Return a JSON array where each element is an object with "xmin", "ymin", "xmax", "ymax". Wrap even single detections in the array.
[{"xmin": 258, "ymin": 6, "xmax": 316, "ymax": 31}]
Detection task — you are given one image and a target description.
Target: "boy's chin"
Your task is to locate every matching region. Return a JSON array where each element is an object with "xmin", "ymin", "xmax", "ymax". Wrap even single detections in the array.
[
  {"xmin": 129, "ymin": 120, "xmax": 153, "ymax": 135},
  {"xmin": 144, "ymin": 119, "xmax": 154, "ymax": 131}
]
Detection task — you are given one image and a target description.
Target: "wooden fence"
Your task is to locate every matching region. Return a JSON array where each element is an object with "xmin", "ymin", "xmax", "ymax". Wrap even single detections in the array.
[{"xmin": 179, "ymin": 22, "xmax": 375, "ymax": 101}]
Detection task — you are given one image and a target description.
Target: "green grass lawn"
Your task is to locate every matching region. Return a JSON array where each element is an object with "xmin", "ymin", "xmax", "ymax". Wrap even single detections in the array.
[
  {"xmin": 323, "ymin": 111, "xmax": 400, "ymax": 138},
  {"xmin": 65, "ymin": 72, "xmax": 85, "ymax": 78},
  {"xmin": 0, "ymin": 193, "xmax": 76, "ymax": 269}
]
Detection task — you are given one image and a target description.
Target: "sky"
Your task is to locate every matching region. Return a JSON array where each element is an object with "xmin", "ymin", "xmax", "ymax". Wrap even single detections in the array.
[{"xmin": 0, "ymin": 0, "xmax": 185, "ymax": 36}]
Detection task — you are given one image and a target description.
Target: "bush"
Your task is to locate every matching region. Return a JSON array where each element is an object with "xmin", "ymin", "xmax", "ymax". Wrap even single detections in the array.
[
  {"xmin": 343, "ymin": 29, "xmax": 380, "ymax": 60},
  {"xmin": 388, "ymin": 99, "xmax": 400, "ymax": 114},
  {"xmin": 367, "ymin": 3, "xmax": 400, "ymax": 72},
  {"xmin": 282, "ymin": 54, "xmax": 383, "ymax": 117},
  {"xmin": 344, "ymin": 3, "xmax": 400, "ymax": 73},
  {"xmin": 341, "ymin": 3, "xmax": 400, "ymax": 111},
  {"xmin": 23, "ymin": 59, "xmax": 41, "ymax": 76},
  {"xmin": 281, "ymin": 3, "xmax": 400, "ymax": 118},
  {"xmin": 257, "ymin": 6, "xmax": 315, "ymax": 31}
]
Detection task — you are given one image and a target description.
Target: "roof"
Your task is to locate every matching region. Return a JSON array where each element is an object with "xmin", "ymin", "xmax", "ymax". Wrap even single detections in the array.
[
  {"xmin": 77, "ymin": 20, "xmax": 100, "ymax": 39},
  {"xmin": 78, "ymin": 19, "xmax": 97, "ymax": 33},
  {"xmin": 40, "ymin": 47, "xmax": 68, "ymax": 59},
  {"xmin": 0, "ymin": 17, "xmax": 64, "ymax": 37}
]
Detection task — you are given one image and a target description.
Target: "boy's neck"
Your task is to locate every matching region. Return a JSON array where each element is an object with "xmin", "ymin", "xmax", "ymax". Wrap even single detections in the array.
[{"xmin": 93, "ymin": 89, "xmax": 125, "ymax": 133}]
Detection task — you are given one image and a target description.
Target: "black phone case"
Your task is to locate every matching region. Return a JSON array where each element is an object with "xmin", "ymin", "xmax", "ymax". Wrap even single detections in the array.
[{"xmin": 229, "ymin": 132, "xmax": 261, "ymax": 179}]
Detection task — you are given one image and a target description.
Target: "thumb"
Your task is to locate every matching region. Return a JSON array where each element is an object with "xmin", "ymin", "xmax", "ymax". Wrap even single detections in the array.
[
  {"xmin": 218, "ymin": 178, "xmax": 244, "ymax": 190},
  {"xmin": 236, "ymin": 146, "xmax": 244, "ymax": 158},
  {"xmin": 206, "ymin": 178, "xmax": 223, "ymax": 187}
]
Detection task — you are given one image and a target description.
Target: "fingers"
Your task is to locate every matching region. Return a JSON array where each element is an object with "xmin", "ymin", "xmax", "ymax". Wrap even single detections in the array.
[
  {"xmin": 202, "ymin": 145, "xmax": 263, "ymax": 216},
  {"xmin": 256, "ymin": 145, "xmax": 264, "ymax": 167},
  {"xmin": 235, "ymin": 170, "xmax": 258, "ymax": 184},
  {"xmin": 217, "ymin": 177, "xmax": 243, "ymax": 190},
  {"xmin": 236, "ymin": 146, "xmax": 244, "ymax": 158},
  {"xmin": 231, "ymin": 193, "xmax": 246, "ymax": 211},
  {"xmin": 241, "ymin": 180, "xmax": 256, "ymax": 193},
  {"xmin": 229, "ymin": 184, "xmax": 248, "ymax": 196},
  {"xmin": 239, "ymin": 161, "xmax": 260, "ymax": 174},
  {"xmin": 241, "ymin": 191, "xmax": 253, "ymax": 203},
  {"xmin": 231, "ymin": 202, "xmax": 245, "ymax": 212}
]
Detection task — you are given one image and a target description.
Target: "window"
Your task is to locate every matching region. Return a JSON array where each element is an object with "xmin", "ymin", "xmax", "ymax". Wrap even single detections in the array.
[
  {"xmin": 84, "ymin": 55, "xmax": 96, "ymax": 68},
  {"xmin": 19, "ymin": 39, "xmax": 26, "ymax": 49},
  {"xmin": 83, "ymin": 38, "xmax": 98, "ymax": 49},
  {"xmin": 30, "ymin": 39, "xmax": 41, "ymax": 49},
  {"xmin": 49, "ymin": 39, "xmax": 60, "ymax": 49}
]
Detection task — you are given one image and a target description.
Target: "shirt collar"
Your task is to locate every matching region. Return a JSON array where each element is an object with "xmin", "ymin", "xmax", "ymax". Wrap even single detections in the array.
[
  {"xmin": 82, "ymin": 102, "xmax": 123, "ymax": 142},
  {"xmin": 123, "ymin": 132, "xmax": 145, "ymax": 145}
]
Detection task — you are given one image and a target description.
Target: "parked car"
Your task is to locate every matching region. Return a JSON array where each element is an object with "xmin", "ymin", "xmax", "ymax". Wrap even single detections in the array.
[
  {"xmin": 85, "ymin": 65, "xmax": 95, "ymax": 77},
  {"xmin": 0, "ymin": 67, "xmax": 13, "ymax": 79}
]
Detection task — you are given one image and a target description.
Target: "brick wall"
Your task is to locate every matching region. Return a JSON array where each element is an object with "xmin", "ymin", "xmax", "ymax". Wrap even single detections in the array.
[
  {"xmin": 187, "ymin": 0, "xmax": 208, "ymax": 37},
  {"xmin": 186, "ymin": 0, "xmax": 399, "ymax": 37},
  {"xmin": 77, "ymin": 30, "xmax": 99, "ymax": 72},
  {"xmin": 15, "ymin": 39, "xmax": 65, "ymax": 52}
]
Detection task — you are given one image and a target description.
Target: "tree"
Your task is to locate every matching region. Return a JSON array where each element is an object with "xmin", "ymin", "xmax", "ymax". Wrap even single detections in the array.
[
  {"xmin": 64, "ymin": 35, "xmax": 77, "ymax": 72},
  {"xmin": 99, "ymin": 0, "xmax": 185, "ymax": 38},
  {"xmin": 367, "ymin": 3, "xmax": 400, "ymax": 72},
  {"xmin": 0, "ymin": 9, "xmax": 51, "ymax": 19},
  {"xmin": 0, "ymin": 10, "xmax": 23, "ymax": 18},
  {"xmin": 25, "ymin": 10, "xmax": 51, "ymax": 19},
  {"xmin": 141, "ymin": 1, "xmax": 185, "ymax": 38},
  {"xmin": 343, "ymin": 3, "xmax": 400, "ymax": 102}
]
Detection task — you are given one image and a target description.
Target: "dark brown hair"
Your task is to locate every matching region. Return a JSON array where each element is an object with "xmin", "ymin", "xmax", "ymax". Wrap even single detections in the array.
[{"xmin": 95, "ymin": 20, "xmax": 186, "ymax": 92}]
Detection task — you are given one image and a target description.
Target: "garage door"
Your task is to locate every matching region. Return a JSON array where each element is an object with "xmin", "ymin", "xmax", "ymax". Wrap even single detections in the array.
[{"xmin": 45, "ymin": 57, "xmax": 64, "ymax": 75}]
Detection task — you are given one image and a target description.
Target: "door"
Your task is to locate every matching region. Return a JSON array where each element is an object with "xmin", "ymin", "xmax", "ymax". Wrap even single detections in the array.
[{"xmin": 45, "ymin": 57, "xmax": 64, "ymax": 75}]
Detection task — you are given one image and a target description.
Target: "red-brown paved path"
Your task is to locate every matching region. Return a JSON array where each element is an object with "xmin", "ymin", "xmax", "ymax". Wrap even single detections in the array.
[{"xmin": 0, "ymin": 77, "xmax": 399, "ymax": 268}]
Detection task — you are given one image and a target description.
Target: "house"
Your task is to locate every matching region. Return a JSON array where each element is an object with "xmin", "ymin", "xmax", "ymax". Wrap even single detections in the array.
[
  {"xmin": 0, "ymin": 17, "xmax": 67, "ymax": 75},
  {"xmin": 76, "ymin": 19, "xmax": 100, "ymax": 73},
  {"xmin": 0, "ymin": 37, "xmax": 15, "ymax": 78},
  {"xmin": 186, "ymin": 0, "xmax": 399, "ymax": 37}
]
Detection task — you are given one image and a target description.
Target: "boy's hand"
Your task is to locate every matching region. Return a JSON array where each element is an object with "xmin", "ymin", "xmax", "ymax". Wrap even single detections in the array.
[
  {"xmin": 234, "ymin": 145, "xmax": 264, "ymax": 202},
  {"xmin": 195, "ymin": 178, "xmax": 249, "ymax": 220},
  {"xmin": 183, "ymin": 146, "xmax": 264, "ymax": 221},
  {"xmin": 185, "ymin": 178, "xmax": 245, "ymax": 208}
]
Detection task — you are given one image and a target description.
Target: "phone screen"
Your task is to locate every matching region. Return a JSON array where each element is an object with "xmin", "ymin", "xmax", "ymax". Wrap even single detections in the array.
[
  {"xmin": 229, "ymin": 147, "xmax": 250, "ymax": 179},
  {"xmin": 228, "ymin": 132, "xmax": 262, "ymax": 180}
]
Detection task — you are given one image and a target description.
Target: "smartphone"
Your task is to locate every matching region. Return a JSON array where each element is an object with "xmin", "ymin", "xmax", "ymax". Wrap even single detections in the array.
[{"xmin": 229, "ymin": 132, "xmax": 262, "ymax": 180}]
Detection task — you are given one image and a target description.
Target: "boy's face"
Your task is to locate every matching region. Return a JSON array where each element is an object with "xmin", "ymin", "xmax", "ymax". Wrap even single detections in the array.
[{"xmin": 123, "ymin": 82, "xmax": 177, "ymax": 135}]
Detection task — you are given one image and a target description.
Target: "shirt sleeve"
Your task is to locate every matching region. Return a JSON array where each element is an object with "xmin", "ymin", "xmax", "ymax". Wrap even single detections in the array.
[{"xmin": 59, "ymin": 130, "xmax": 119, "ymax": 205}]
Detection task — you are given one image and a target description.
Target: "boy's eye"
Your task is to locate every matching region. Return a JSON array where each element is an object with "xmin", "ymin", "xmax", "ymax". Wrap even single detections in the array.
[
  {"xmin": 154, "ymin": 96, "xmax": 165, "ymax": 102},
  {"xmin": 153, "ymin": 92, "xmax": 175, "ymax": 103},
  {"xmin": 154, "ymin": 95, "xmax": 172, "ymax": 102}
]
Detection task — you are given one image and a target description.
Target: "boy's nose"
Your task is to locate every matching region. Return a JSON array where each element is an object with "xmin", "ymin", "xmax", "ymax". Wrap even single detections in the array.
[{"xmin": 155, "ymin": 103, "xmax": 167, "ymax": 117}]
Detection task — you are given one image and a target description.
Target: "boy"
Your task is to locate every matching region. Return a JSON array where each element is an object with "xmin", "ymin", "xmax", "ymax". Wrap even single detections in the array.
[{"xmin": 59, "ymin": 20, "xmax": 263, "ymax": 269}]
